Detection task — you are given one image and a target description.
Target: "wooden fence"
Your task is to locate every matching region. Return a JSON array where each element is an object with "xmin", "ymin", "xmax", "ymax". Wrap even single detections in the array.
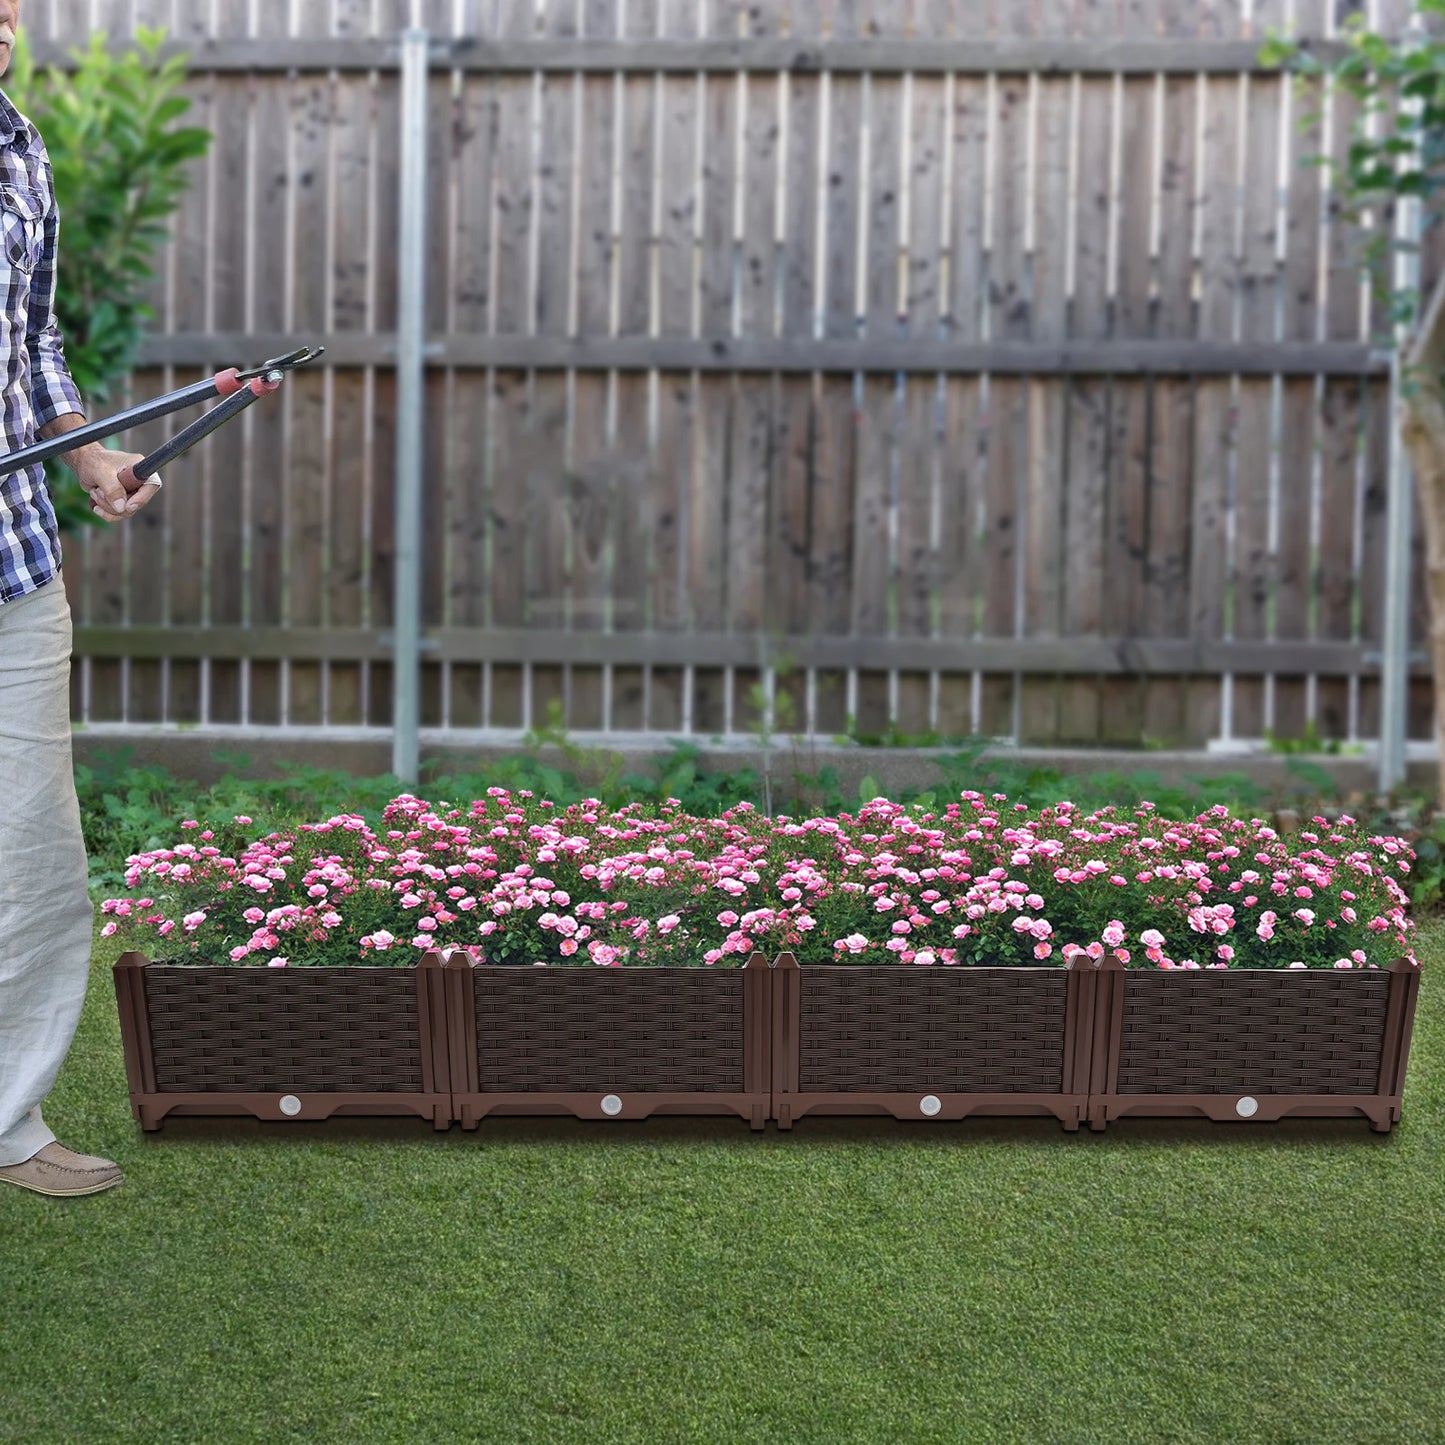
[{"xmin": 37, "ymin": 0, "xmax": 1436, "ymax": 746}]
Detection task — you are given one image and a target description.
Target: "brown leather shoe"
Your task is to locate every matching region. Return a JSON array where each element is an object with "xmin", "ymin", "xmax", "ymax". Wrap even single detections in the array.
[{"xmin": 0, "ymin": 1142, "xmax": 123, "ymax": 1197}]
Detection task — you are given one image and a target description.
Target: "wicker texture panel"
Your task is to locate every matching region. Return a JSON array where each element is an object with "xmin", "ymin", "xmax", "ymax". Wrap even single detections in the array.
[
  {"xmin": 146, "ymin": 968, "xmax": 423, "ymax": 1091},
  {"xmin": 474, "ymin": 970, "xmax": 745, "ymax": 1091},
  {"xmin": 1115, "ymin": 972, "xmax": 1392, "ymax": 1094},
  {"xmin": 799, "ymin": 970, "xmax": 1069, "ymax": 1092}
]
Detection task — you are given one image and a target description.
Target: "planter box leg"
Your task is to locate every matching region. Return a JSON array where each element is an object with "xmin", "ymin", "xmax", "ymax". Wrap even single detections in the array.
[
  {"xmin": 1062, "ymin": 1110, "xmax": 1081, "ymax": 1133},
  {"xmin": 775, "ymin": 1101, "xmax": 794, "ymax": 1131},
  {"xmin": 138, "ymin": 1102, "xmax": 166, "ymax": 1132},
  {"xmin": 1369, "ymin": 1102, "xmax": 1398, "ymax": 1133},
  {"xmin": 433, "ymin": 1104, "xmax": 450, "ymax": 1131},
  {"xmin": 750, "ymin": 1103, "xmax": 767, "ymax": 1132}
]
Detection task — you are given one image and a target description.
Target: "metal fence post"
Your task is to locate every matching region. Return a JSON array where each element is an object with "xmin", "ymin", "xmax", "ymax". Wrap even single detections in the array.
[
  {"xmin": 392, "ymin": 28, "xmax": 429, "ymax": 784},
  {"xmin": 1379, "ymin": 10, "xmax": 1424, "ymax": 795}
]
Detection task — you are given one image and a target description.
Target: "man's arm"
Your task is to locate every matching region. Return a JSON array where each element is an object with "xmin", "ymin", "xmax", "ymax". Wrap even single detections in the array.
[{"xmin": 28, "ymin": 154, "xmax": 155, "ymax": 520}]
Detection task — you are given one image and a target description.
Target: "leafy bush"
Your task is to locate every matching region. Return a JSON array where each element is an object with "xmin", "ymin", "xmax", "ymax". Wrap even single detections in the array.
[
  {"xmin": 6, "ymin": 27, "xmax": 210, "ymax": 528},
  {"xmin": 1407, "ymin": 814, "xmax": 1445, "ymax": 912}
]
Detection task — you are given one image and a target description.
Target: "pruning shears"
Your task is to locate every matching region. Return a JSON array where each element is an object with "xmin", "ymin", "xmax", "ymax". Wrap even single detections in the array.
[{"xmin": 0, "ymin": 345, "xmax": 325, "ymax": 482}]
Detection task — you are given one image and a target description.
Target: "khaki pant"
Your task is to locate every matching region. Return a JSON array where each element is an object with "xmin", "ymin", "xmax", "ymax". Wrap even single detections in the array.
[{"xmin": 0, "ymin": 579, "xmax": 92, "ymax": 1165}]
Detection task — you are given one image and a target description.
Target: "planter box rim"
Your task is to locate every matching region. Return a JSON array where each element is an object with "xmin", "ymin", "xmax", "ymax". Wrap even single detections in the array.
[
  {"xmin": 459, "ymin": 961, "xmax": 753, "ymax": 970},
  {"xmin": 117, "ymin": 950, "xmax": 444, "ymax": 973},
  {"xmin": 1093, "ymin": 955, "xmax": 1416, "ymax": 974},
  {"xmin": 117, "ymin": 951, "xmax": 1417, "ymax": 974}
]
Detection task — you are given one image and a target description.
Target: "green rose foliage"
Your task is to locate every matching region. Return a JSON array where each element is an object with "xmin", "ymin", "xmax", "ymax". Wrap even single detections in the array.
[
  {"xmin": 5, "ymin": 27, "xmax": 210, "ymax": 529},
  {"xmin": 1262, "ymin": 0, "xmax": 1445, "ymax": 336}
]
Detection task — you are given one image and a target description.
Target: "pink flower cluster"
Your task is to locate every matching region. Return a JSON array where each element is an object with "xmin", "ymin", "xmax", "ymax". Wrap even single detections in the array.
[{"xmin": 99, "ymin": 791, "xmax": 1417, "ymax": 971}]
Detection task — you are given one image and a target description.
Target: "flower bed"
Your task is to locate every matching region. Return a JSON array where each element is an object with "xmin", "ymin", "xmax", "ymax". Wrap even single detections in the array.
[
  {"xmin": 104, "ymin": 790, "xmax": 1422, "ymax": 1131},
  {"xmin": 104, "ymin": 791, "xmax": 1417, "ymax": 971}
]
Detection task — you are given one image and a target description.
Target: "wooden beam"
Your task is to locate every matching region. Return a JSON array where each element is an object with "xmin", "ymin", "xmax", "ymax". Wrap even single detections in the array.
[
  {"xmin": 69, "ymin": 626, "xmax": 1423, "ymax": 677},
  {"xmin": 134, "ymin": 333, "xmax": 1391, "ymax": 379},
  {"xmin": 75, "ymin": 626, "xmax": 385, "ymax": 663},
  {"xmin": 26, "ymin": 35, "xmax": 1344, "ymax": 77}
]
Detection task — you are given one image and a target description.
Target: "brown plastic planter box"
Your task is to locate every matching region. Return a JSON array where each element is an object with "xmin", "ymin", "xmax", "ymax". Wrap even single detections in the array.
[
  {"xmin": 768, "ymin": 953, "xmax": 1096, "ymax": 1130},
  {"xmin": 445, "ymin": 952, "xmax": 772, "ymax": 1130},
  {"xmin": 114, "ymin": 947, "xmax": 1423, "ymax": 1137},
  {"xmin": 113, "ymin": 951, "xmax": 452, "ymax": 1131},
  {"xmin": 1083, "ymin": 957, "xmax": 1422, "ymax": 1132}
]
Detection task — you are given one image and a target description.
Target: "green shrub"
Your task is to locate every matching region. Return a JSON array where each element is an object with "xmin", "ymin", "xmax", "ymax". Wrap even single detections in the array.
[
  {"xmin": 6, "ymin": 27, "xmax": 210, "ymax": 528},
  {"xmin": 73, "ymin": 743, "xmax": 1372, "ymax": 895}
]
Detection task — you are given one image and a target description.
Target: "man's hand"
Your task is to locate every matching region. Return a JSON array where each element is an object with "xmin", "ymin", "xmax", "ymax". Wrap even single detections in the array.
[
  {"xmin": 66, "ymin": 443, "xmax": 158, "ymax": 522},
  {"xmin": 38, "ymin": 415, "xmax": 160, "ymax": 522}
]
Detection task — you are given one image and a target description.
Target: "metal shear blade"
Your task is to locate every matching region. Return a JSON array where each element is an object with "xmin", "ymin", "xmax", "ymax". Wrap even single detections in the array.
[{"xmin": 236, "ymin": 345, "xmax": 326, "ymax": 381}]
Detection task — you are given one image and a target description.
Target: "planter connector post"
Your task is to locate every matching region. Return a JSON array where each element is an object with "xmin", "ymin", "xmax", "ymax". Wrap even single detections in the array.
[
  {"xmin": 1375, "ymin": 957, "xmax": 1423, "ymax": 1129},
  {"xmin": 1088, "ymin": 955, "xmax": 1127, "ymax": 1133},
  {"xmin": 1060, "ymin": 955, "xmax": 1096, "ymax": 1131},
  {"xmin": 112, "ymin": 951, "xmax": 158, "ymax": 1114},
  {"xmin": 769, "ymin": 952, "xmax": 801, "ymax": 1129},
  {"xmin": 392, "ymin": 26, "xmax": 429, "ymax": 785},
  {"xmin": 742, "ymin": 952, "xmax": 772, "ymax": 1131},
  {"xmin": 415, "ymin": 950, "xmax": 451, "ymax": 1128}
]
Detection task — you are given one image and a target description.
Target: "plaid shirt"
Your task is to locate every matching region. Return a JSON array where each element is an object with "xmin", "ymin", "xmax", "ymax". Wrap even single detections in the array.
[{"xmin": 0, "ymin": 87, "xmax": 83, "ymax": 607}]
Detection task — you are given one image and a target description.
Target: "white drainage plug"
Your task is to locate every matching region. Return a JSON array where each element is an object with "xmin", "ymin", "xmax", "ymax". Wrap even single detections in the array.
[
  {"xmin": 1235, "ymin": 1096, "xmax": 1260, "ymax": 1118},
  {"xmin": 278, "ymin": 1094, "xmax": 303, "ymax": 1117},
  {"xmin": 919, "ymin": 1094, "xmax": 943, "ymax": 1117},
  {"xmin": 600, "ymin": 1094, "xmax": 623, "ymax": 1117}
]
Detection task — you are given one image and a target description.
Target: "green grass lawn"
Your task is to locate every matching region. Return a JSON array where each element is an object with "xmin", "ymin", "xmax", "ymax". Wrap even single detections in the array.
[{"xmin": 3, "ymin": 930, "xmax": 1442, "ymax": 1445}]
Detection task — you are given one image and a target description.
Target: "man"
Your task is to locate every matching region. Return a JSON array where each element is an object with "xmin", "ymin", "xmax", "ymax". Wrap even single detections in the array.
[{"xmin": 0, "ymin": 0, "xmax": 161, "ymax": 1197}]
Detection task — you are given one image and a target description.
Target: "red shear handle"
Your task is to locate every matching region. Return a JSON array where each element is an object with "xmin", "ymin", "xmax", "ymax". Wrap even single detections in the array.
[{"xmin": 215, "ymin": 370, "xmax": 289, "ymax": 398}]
